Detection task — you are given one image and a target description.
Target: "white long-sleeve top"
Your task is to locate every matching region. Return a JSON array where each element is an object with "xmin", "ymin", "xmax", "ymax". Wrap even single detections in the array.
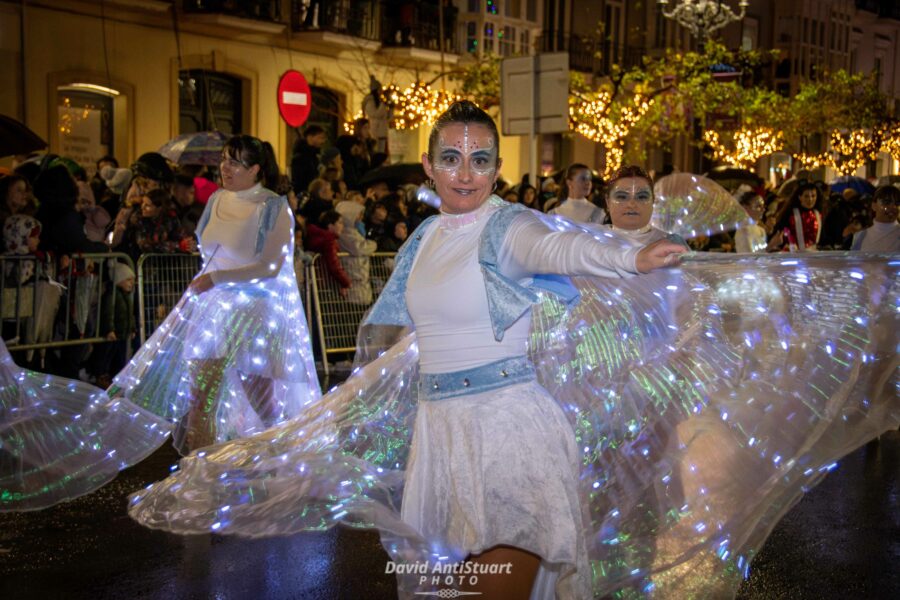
[
  {"xmin": 549, "ymin": 197, "xmax": 606, "ymax": 224},
  {"xmin": 603, "ymin": 224, "xmax": 670, "ymax": 247},
  {"xmin": 852, "ymin": 221, "xmax": 900, "ymax": 252},
  {"xmin": 407, "ymin": 200, "xmax": 640, "ymax": 373},
  {"xmin": 199, "ymin": 184, "xmax": 292, "ymax": 285}
]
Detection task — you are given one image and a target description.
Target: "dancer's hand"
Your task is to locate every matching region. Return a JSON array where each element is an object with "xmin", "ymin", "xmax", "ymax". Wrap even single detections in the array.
[
  {"xmin": 635, "ymin": 240, "xmax": 685, "ymax": 273},
  {"xmin": 189, "ymin": 273, "xmax": 215, "ymax": 295}
]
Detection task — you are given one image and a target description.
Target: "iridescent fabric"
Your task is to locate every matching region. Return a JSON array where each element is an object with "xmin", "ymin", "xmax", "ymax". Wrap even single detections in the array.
[
  {"xmin": 128, "ymin": 243, "xmax": 898, "ymax": 597},
  {"xmin": 108, "ymin": 203, "xmax": 321, "ymax": 455},
  {"xmin": 653, "ymin": 173, "xmax": 750, "ymax": 238},
  {"xmin": 0, "ymin": 340, "xmax": 170, "ymax": 511}
]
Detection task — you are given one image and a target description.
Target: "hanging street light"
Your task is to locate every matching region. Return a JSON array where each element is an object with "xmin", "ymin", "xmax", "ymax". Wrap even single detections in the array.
[{"xmin": 657, "ymin": 0, "xmax": 749, "ymax": 39}]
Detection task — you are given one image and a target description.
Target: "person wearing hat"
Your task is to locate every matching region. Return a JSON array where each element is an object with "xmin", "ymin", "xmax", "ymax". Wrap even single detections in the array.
[{"xmin": 88, "ymin": 262, "xmax": 136, "ymax": 387}]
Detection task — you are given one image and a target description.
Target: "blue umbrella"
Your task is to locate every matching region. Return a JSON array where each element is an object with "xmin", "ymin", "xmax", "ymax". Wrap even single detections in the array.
[
  {"xmin": 828, "ymin": 176, "xmax": 875, "ymax": 196},
  {"xmin": 158, "ymin": 131, "xmax": 228, "ymax": 166}
]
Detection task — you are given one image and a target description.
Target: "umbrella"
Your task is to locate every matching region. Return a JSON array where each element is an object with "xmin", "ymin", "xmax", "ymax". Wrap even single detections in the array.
[
  {"xmin": 828, "ymin": 176, "xmax": 875, "ymax": 197},
  {"xmin": 358, "ymin": 162, "xmax": 427, "ymax": 188},
  {"xmin": 0, "ymin": 114, "xmax": 47, "ymax": 158},
  {"xmin": 158, "ymin": 131, "xmax": 228, "ymax": 166}
]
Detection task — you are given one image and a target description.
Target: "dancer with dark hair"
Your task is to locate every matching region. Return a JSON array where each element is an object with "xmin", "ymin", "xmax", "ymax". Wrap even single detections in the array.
[
  {"xmin": 549, "ymin": 163, "xmax": 605, "ymax": 224},
  {"xmin": 110, "ymin": 134, "xmax": 321, "ymax": 453}
]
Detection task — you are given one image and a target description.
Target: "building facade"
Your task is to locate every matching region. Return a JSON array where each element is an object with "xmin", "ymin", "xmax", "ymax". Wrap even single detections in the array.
[
  {"xmin": 2, "ymin": 0, "xmax": 897, "ymax": 183},
  {"xmin": 0, "ymin": 0, "xmax": 537, "ymax": 183}
]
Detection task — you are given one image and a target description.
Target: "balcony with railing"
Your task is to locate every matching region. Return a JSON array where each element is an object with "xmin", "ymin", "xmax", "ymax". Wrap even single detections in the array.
[
  {"xmin": 542, "ymin": 33, "xmax": 645, "ymax": 75},
  {"xmin": 181, "ymin": 0, "xmax": 286, "ymax": 34},
  {"xmin": 290, "ymin": 0, "xmax": 381, "ymax": 44},
  {"xmin": 380, "ymin": 1, "xmax": 460, "ymax": 58}
]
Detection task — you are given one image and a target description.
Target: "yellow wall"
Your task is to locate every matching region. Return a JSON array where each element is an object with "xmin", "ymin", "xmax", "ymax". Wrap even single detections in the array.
[{"xmin": 3, "ymin": 2, "xmax": 530, "ymax": 183}]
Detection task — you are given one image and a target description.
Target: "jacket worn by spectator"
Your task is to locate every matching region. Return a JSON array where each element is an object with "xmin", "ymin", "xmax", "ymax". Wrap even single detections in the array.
[
  {"xmin": 290, "ymin": 139, "xmax": 321, "ymax": 195},
  {"xmin": 306, "ymin": 223, "xmax": 351, "ymax": 290}
]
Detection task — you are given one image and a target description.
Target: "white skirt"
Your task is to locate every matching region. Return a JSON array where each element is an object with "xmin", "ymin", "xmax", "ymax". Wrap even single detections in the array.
[{"xmin": 401, "ymin": 380, "xmax": 591, "ymax": 599}]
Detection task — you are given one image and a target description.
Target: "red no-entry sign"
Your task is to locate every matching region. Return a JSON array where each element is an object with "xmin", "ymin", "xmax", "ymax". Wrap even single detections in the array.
[{"xmin": 277, "ymin": 70, "xmax": 312, "ymax": 128}]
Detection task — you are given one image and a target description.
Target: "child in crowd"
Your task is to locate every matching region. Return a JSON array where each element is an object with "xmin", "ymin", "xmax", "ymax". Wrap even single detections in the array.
[{"xmin": 89, "ymin": 262, "xmax": 136, "ymax": 387}]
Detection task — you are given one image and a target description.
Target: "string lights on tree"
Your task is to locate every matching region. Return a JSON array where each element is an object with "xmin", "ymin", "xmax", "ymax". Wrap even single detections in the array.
[
  {"xmin": 345, "ymin": 82, "xmax": 462, "ymax": 134},
  {"xmin": 569, "ymin": 93, "xmax": 654, "ymax": 178},
  {"xmin": 703, "ymin": 127, "xmax": 784, "ymax": 169}
]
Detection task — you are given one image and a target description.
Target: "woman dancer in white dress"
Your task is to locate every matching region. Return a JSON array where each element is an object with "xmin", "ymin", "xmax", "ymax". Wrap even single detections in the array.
[
  {"xmin": 548, "ymin": 163, "xmax": 606, "ymax": 224},
  {"xmin": 390, "ymin": 102, "xmax": 683, "ymax": 598},
  {"xmin": 110, "ymin": 135, "xmax": 320, "ymax": 454},
  {"xmin": 603, "ymin": 165, "xmax": 684, "ymax": 246}
]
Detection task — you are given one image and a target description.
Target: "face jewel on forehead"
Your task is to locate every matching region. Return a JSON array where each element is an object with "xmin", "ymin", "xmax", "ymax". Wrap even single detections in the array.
[{"xmin": 434, "ymin": 125, "xmax": 497, "ymax": 176}]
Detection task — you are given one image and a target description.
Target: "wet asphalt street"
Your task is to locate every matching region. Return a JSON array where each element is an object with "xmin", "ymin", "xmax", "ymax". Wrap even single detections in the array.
[{"xmin": 1, "ymin": 426, "xmax": 897, "ymax": 599}]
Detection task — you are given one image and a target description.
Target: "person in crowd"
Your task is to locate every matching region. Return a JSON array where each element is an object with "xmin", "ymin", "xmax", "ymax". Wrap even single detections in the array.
[
  {"xmin": 775, "ymin": 181, "xmax": 823, "ymax": 251},
  {"xmin": 364, "ymin": 179, "xmax": 391, "ymax": 203},
  {"xmin": 539, "ymin": 176, "xmax": 559, "ymax": 211},
  {"xmin": 2, "ymin": 214, "xmax": 42, "ymax": 289},
  {"xmin": 334, "ymin": 197, "xmax": 378, "ymax": 306},
  {"xmin": 33, "ymin": 164, "xmax": 108, "ymax": 256},
  {"xmin": 292, "ymin": 218, "xmax": 314, "ymax": 290},
  {"xmin": 353, "ymin": 116, "xmax": 376, "ymax": 159},
  {"xmin": 364, "ymin": 199, "xmax": 389, "ymax": 243},
  {"xmin": 376, "ymin": 218, "xmax": 408, "ymax": 253},
  {"xmin": 382, "ymin": 191, "xmax": 409, "ymax": 224},
  {"xmin": 109, "ymin": 152, "xmax": 174, "ymax": 251},
  {"xmin": 321, "ymin": 164, "xmax": 347, "ymax": 202},
  {"xmin": 299, "ymin": 177, "xmax": 335, "ymax": 226},
  {"xmin": 1, "ymin": 214, "xmax": 63, "ymax": 369},
  {"xmin": 290, "ymin": 124, "xmax": 327, "ymax": 194},
  {"xmin": 0, "ymin": 174, "xmax": 38, "ymax": 225},
  {"xmin": 89, "ymin": 262, "xmax": 136, "ymax": 388},
  {"xmin": 90, "ymin": 155, "xmax": 119, "ymax": 202},
  {"xmin": 172, "ymin": 173, "xmax": 204, "ymax": 240},
  {"xmin": 549, "ymin": 164, "xmax": 605, "ymax": 224},
  {"xmin": 75, "ymin": 179, "xmax": 111, "ymax": 243},
  {"xmin": 734, "ymin": 191, "xmax": 782, "ymax": 253},
  {"xmin": 850, "ymin": 184, "xmax": 899, "ymax": 252},
  {"xmin": 109, "ymin": 135, "xmax": 321, "ymax": 454},
  {"xmin": 363, "ymin": 76, "xmax": 391, "ymax": 154},
  {"xmin": 336, "ymin": 134, "xmax": 370, "ymax": 191},
  {"xmin": 503, "ymin": 189, "xmax": 519, "ymax": 203},
  {"xmin": 602, "ymin": 165, "xmax": 687, "ymax": 247},
  {"xmin": 518, "ymin": 183, "xmax": 539, "ymax": 209},
  {"xmin": 128, "ymin": 188, "xmax": 185, "ymax": 257},
  {"xmin": 98, "ymin": 165, "xmax": 133, "ymax": 220},
  {"xmin": 305, "ymin": 209, "xmax": 352, "ymax": 298}
]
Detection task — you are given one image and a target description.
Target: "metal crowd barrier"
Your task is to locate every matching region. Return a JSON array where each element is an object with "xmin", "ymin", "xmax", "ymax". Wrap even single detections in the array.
[
  {"xmin": 1, "ymin": 248, "xmax": 396, "ymax": 376},
  {"xmin": 136, "ymin": 252, "xmax": 203, "ymax": 344},
  {"xmin": 0, "ymin": 252, "xmax": 135, "ymax": 355},
  {"xmin": 307, "ymin": 251, "xmax": 396, "ymax": 374}
]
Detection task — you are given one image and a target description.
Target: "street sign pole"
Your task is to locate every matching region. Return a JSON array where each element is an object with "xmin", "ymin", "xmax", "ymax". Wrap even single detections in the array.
[{"xmin": 501, "ymin": 53, "xmax": 569, "ymax": 187}]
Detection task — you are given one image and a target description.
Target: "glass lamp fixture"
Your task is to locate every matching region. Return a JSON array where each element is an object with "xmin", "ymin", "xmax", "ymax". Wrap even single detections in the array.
[{"xmin": 658, "ymin": 0, "xmax": 750, "ymax": 39}]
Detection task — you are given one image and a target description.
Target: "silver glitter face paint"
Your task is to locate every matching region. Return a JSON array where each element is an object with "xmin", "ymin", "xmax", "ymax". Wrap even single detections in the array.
[
  {"xmin": 609, "ymin": 178, "xmax": 653, "ymax": 204},
  {"xmin": 432, "ymin": 124, "xmax": 498, "ymax": 178}
]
